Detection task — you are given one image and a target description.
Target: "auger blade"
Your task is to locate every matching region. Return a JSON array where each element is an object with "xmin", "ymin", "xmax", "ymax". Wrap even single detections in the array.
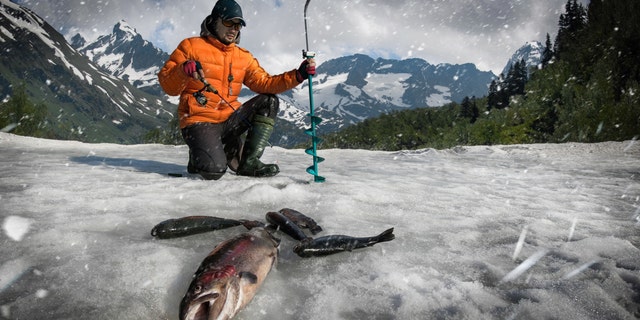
[
  {"xmin": 307, "ymin": 114, "xmax": 323, "ymax": 125},
  {"xmin": 306, "ymin": 167, "xmax": 325, "ymax": 182},
  {"xmin": 304, "ymin": 151, "xmax": 325, "ymax": 163}
]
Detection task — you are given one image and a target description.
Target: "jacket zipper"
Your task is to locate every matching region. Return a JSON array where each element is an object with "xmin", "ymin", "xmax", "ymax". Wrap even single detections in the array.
[{"xmin": 228, "ymin": 63, "xmax": 234, "ymax": 96}]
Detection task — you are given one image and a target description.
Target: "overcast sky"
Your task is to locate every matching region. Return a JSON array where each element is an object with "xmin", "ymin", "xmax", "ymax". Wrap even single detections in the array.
[{"xmin": 14, "ymin": 0, "xmax": 589, "ymax": 75}]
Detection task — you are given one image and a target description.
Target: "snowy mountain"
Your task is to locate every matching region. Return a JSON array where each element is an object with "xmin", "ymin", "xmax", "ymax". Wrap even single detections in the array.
[
  {"xmin": 0, "ymin": 0, "xmax": 175, "ymax": 143},
  {"xmin": 288, "ymin": 54, "xmax": 495, "ymax": 126},
  {"xmin": 73, "ymin": 20, "xmax": 169, "ymax": 97},
  {"xmin": 501, "ymin": 41, "xmax": 544, "ymax": 76}
]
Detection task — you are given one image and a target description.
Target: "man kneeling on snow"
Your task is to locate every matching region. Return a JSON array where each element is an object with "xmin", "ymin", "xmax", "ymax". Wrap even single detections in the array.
[{"xmin": 158, "ymin": 0, "xmax": 316, "ymax": 180}]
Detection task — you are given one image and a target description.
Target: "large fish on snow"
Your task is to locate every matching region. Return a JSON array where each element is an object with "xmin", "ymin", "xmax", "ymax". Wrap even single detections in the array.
[{"xmin": 179, "ymin": 228, "xmax": 279, "ymax": 320}]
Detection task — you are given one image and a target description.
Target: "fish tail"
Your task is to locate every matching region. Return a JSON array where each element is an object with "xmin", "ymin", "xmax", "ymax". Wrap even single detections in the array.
[{"xmin": 375, "ymin": 228, "xmax": 395, "ymax": 243}]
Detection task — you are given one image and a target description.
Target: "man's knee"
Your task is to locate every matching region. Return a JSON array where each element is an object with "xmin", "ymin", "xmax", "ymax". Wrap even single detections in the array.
[
  {"xmin": 190, "ymin": 149, "xmax": 227, "ymax": 180},
  {"xmin": 255, "ymin": 94, "xmax": 279, "ymax": 120}
]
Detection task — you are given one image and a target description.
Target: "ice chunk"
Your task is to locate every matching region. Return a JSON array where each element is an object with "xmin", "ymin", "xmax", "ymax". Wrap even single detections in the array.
[{"xmin": 2, "ymin": 216, "xmax": 32, "ymax": 241}]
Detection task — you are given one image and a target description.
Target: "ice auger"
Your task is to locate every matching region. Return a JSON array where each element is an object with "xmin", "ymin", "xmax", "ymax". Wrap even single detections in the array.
[{"xmin": 302, "ymin": 0, "xmax": 325, "ymax": 183}]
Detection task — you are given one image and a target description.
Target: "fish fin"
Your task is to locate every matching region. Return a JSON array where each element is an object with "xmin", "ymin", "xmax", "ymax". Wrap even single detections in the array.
[
  {"xmin": 238, "ymin": 271, "xmax": 258, "ymax": 284},
  {"xmin": 377, "ymin": 228, "xmax": 395, "ymax": 243}
]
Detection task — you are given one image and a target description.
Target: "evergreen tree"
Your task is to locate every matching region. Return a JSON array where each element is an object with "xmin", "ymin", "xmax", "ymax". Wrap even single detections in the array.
[
  {"xmin": 487, "ymin": 80, "xmax": 499, "ymax": 111},
  {"xmin": 505, "ymin": 59, "xmax": 527, "ymax": 96},
  {"xmin": 460, "ymin": 96, "xmax": 475, "ymax": 122},
  {"xmin": 554, "ymin": 0, "xmax": 587, "ymax": 61},
  {"xmin": 541, "ymin": 33, "xmax": 554, "ymax": 67},
  {"xmin": 470, "ymin": 96, "xmax": 479, "ymax": 123},
  {"xmin": 492, "ymin": 73, "xmax": 509, "ymax": 109}
]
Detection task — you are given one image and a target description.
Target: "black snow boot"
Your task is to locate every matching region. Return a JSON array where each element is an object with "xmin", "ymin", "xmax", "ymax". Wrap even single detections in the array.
[{"xmin": 236, "ymin": 115, "xmax": 279, "ymax": 177}]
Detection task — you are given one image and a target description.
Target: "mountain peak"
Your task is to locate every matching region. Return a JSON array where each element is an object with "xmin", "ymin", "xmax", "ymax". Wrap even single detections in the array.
[
  {"xmin": 79, "ymin": 20, "xmax": 168, "ymax": 95},
  {"xmin": 114, "ymin": 20, "xmax": 135, "ymax": 33},
  {"xmin": 113, "ymin": 20, "xmax": 138, "ymax": 41},
  {"xmin": 501, "ymin": 41, "xmax": 544, "ymax": 76}
]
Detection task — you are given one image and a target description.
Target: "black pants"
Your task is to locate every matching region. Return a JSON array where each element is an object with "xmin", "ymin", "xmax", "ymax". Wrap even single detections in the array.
[{"xmin": 181, "ymin": 94, "xmax": 279, "ymax": 176}]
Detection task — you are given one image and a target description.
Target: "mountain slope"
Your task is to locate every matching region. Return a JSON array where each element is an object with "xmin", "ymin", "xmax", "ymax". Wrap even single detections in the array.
[{"xmin": 0, "ymin": 0, "xmax": 174, "ymax": 143}]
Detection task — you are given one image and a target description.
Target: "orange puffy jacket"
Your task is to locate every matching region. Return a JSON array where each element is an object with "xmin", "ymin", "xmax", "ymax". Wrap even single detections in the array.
[{"xmin": 158, "ymin": 36, "xmax": 301, "ymax": 129}]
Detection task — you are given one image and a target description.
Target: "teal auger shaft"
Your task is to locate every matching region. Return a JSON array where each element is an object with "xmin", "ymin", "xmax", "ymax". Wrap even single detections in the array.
[{"xmin": 303, "ymin": 0, "xmax": 324, "ymax": 183}]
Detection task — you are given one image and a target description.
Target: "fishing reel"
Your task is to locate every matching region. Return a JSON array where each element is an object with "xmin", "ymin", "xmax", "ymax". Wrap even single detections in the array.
[{"xmin": 193, "ymin": 91, "xmax": 208, "ymax": 106}]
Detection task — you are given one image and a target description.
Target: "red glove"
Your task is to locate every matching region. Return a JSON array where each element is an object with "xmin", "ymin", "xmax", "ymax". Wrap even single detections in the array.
[
  {"xmin": 183, "ymin": 60, "xmax": 201, "ymax": 78},
  {"xmin": 296, "ymin": 59, "xmax": 316, "ymax": 82}
]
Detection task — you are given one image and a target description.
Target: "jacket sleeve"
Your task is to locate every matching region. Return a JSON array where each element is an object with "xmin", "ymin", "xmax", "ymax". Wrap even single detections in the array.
[
  {"xmin": 158, "ymin": 39, "xmax": 194, "ymax": 96},
  {"xmin": 243, "ymin": 56, "xmax": 301, "ymax": 94}
]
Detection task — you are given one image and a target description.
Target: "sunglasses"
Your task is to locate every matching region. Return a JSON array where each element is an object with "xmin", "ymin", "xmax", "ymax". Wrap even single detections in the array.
[{"xmin": 221, "ymin": 20, "xmax": 243, "ymax": 30}]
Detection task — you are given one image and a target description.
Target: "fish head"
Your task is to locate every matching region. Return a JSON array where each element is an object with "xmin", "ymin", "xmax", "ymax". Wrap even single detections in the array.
[{"xmin": 179, "ymin": 265, "xmax": 241, "ymax": 320}]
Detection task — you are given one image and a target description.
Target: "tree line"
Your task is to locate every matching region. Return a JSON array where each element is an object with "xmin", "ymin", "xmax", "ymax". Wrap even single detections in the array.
[{"xmin": 321, "ymin": 0, "xmax": 639, "ymax": 151}]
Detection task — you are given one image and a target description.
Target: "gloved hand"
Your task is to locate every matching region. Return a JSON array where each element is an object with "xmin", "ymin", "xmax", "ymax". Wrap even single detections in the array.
[
  {"xmin": 183, "ymin": 60, "xmax": 202, "ymax": 79},
  {"xmin": 296, "ymin": 58, "xmax": 316, "ymax": 82}
]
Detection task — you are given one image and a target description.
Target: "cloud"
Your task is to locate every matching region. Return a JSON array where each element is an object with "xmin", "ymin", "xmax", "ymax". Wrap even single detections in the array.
[{"xmin": 14, "ymin": 0, "xmax": 587, "ymax": 75}]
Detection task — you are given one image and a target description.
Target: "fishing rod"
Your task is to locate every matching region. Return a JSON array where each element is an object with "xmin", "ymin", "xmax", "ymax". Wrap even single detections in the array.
[{"xmin": 303, "ymin": 0, "xmax": 325, "ymax": 183}]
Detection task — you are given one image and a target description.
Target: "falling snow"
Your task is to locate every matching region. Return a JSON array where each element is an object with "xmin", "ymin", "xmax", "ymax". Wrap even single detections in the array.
[{"xmin": 1, "ymin": 132, "xmax": 639, "ymax": 319}]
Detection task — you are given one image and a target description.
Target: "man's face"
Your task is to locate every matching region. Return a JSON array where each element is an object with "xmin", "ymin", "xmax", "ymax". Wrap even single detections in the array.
[{"xmin": 215, "ymin": 18, "xmax": 242, "ymax": 45}]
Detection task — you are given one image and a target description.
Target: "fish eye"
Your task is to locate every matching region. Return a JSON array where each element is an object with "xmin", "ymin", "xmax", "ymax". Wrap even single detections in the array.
[{"xmin": 194, "ymin": 285, "xmax": 202, "ymax": 294}]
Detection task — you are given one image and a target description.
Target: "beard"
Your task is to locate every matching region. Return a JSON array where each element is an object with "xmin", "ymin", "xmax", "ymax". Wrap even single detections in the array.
[
  {"xmin": 214, "ymin": 22, "xmax": 238, "ymax": 45},
  {"xmin": 218, "ymin": 32, "xmax": 237, "ymax": 45}
]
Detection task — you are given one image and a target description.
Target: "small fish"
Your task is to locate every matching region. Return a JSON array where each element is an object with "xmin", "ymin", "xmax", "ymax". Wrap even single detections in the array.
[
  {"xmin": 279, "ymin": 208, "xmax": 323, "ymax": 235},
  {"xmin": 265, "ymin": 211, "xmax": 310, "ymax": 241},
  {"xmin": 151, "ymin": 216, "xmax": 243, "ymax": 239},
  {"xmin": 180, "ymin": 227, "xmax": 279, "ymax": 320},
  {"xmin": 293, "ymin": 228, "xmax": 395, "ymax": 258}
]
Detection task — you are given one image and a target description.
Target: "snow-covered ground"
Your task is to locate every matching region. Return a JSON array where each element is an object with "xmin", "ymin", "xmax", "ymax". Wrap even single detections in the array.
[{"xmin": 1, "ymin": 132, "xmax": 639, "ymax": 320}]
